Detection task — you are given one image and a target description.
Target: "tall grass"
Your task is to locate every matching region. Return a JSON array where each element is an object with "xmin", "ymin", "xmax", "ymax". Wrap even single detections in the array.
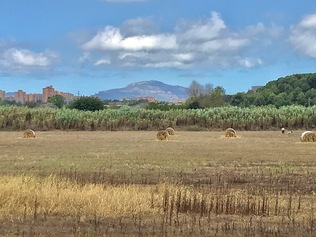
[
  {"xmin": 1, "ymin": 175, "xmax": 315, "ymax": 220},
  {"xmin": 0, "ymin": 175, "xmax": 156, "ymax": 220},
  {"xmin": 1, "ymin": 105, "xmax": 316, "ymax": 131},
  {"xmin": 1, "ymin": 175, "xmax": 316, "ymax": 236}
]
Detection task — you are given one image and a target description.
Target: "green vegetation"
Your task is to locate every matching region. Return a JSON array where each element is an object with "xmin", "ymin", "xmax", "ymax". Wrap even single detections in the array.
[
  {"xmin": 231, "ymin": 73, "xmax": 316, "ymax": 107},
  {"xmin": 1, "ymin": 105, "xmax": 315, "ymax": 131},
  {"xmin": 2, "ymin": 73, "xmax": 316, "ymax": 110},
  {"xmin": 186, "ymin": 80, "xmax": 228, "ymax": 109},
  {"xmin": 47, "ymin": 94, "xmax": 66, "ymax": 108},
  {"xmin": 68, "ymin": 96, "xmax": 105, "ymax": 111}
]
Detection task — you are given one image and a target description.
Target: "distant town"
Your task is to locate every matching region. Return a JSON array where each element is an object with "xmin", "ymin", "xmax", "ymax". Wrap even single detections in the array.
[
  {"xmin": 0, "ymin": 86, "xmax": 164, "ymax": 105},
  {"xmin": 0, "ymin": 85, "xmax": 75, "ymax": 104}
]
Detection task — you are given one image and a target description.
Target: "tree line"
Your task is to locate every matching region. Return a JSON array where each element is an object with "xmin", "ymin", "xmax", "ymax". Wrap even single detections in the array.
[{"xmin": 1, "ymin": 73, "xmax": 315, "ymax": 111}]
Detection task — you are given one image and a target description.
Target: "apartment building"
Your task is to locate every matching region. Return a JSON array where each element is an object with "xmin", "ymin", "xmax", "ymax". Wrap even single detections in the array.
[
  {"xmin": 0, "ymin": 90, "xmax": 5, "ymax": 100},
  {"xmin": 14, "ymin": 90, "xmax": 27, "ymax": 104},
  {"xmin": 0, "ymin": 85, "xmax": 74, "ymax": 104},
  {"xmin": 43, "ymin": 85, "xmax": 56, "ymax": 102}
]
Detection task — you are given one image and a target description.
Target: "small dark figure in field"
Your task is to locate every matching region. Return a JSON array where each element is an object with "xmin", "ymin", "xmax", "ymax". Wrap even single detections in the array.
[
  {"xmin": 225, "ymin": 128, "xmax": 236, "ymax": 137},
  {"xmin": 157, "ymin": 130, "xmax": 169, "ymax": 140},
  {"xmin": 165, "ymin": 127, "xmax": 175, "ymax": 135},
  {"xmin": 23, "ymin": 129, "xmax": 36, "ymax": 138},
  {"xmin": 281, "ymin": 127, "xmax": 292, "ymax": 134}
]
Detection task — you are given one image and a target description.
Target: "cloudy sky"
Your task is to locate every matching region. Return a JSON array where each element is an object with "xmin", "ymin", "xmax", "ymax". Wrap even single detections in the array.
[{"xmin": 1, "ymin": 0, "xmax": 316, "ymax": 96}]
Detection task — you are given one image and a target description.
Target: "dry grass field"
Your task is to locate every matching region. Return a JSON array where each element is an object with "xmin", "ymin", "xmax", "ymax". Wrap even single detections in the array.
[{"xmin": 0, "ymin": 130, "xmax": 316, "ymax": 236}]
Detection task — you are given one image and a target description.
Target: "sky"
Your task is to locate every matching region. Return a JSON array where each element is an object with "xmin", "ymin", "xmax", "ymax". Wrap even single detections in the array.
[{"xmin": 1, "ymin": 0, "xmax": 316, "ymax": 96}]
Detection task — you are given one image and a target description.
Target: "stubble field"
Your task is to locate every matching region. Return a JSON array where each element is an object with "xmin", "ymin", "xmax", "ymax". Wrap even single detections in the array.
[{"xmin": 0, "ymin": 130, "xmax": 316, "ymax": 236}]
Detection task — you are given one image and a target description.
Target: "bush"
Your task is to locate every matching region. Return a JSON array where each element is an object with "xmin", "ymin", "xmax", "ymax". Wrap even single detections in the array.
[{"xmin": 68, "ymin": 96, "xmax": 105, "ymax": 111}]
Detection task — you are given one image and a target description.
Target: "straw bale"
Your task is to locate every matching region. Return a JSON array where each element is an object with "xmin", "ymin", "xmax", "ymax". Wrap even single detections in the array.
[
  {"xmin": 23, "ymin": 129, "xmax": 36, "ymax": 138},
  {"xmin": 157, "ymin": 130, "xmax": 169, "ymax": 140},
  {"xmin": 224, "ymin": 128, "xmax": 237, "ymax": 137},
  {"xmin": 300, "ymin": 131, "xmax": 316, "ymax": 142},
  {"xmin": 165, "ymin": 127, "xmax": 175, "ymax": 135}
]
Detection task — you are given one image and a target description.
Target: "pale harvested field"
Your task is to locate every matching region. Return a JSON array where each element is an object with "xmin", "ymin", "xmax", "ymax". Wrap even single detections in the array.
[
  {"xmin": 0, "ymin": 130, "xmax": 315, "ymax": 176},
  {"xmin": 0, "ymin": 130, "xmax": 316, "ymax": 236}
]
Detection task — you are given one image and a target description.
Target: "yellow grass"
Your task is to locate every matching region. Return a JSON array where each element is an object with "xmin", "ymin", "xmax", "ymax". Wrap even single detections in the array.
[
  {"xmin": 1, "ymin": 130, "xmax": 316, "ymax": 235},
  {"xmin": 0, "ymin": 175, "xmax": 157, "ymax": 219}
]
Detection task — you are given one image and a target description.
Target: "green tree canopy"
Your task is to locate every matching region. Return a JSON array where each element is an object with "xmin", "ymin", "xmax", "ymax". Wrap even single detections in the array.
[
  {"xmin": 68, "ymin": 96, "xmax": 105, "ymax": 111},
  {"xmin": 47, "ymin": 95, "xmax": 66, "ymax": 108}
]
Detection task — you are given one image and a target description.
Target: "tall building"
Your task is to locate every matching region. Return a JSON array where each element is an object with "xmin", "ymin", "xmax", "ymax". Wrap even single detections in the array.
[
  {"xmin": 0, "ymin": 90, "xmax": 5, "ymax": 100},
  {"xmin": 27, "ymin": 93, "xmax": 43, "ymax": 103},
  {"xmin": 43, "ymin": 85, "xmax": 56, "ymax": 102},
  {"xmin": 57, "ymin": 91, "xmax": 75, "ymax": 102},
  {"xmin": 14, "ymin": 90, "xmax": 27, "ymax": 104}
]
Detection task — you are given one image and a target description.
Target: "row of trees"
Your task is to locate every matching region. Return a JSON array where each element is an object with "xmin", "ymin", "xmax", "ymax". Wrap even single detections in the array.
[
  {"xmin": 185, "ymin": 73, "xmax": 316, "ymax": 109},
  {"xmin": 2, "ymin": 73, "xmax": 315, "ymax": 111},
  {"xmin": 230, "ymin": 73, "xmax": 316, "ymax": 107}
]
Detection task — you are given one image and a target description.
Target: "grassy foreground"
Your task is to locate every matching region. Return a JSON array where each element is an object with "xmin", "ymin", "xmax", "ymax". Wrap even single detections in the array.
[{"xmin": 0, "ymin": 130, "xmax": 316, "ymax": 236}]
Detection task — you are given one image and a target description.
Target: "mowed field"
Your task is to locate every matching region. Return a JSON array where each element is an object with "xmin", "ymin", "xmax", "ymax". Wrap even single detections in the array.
[{"xmin": 0, "ymin": 130, "xmax": 316, "ymax": 236}]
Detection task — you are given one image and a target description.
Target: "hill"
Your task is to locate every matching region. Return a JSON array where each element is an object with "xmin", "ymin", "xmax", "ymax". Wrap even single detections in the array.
[
  {"xmin": 95, "ymin": 80, "xmax": 188, "ymax": 101},
  {"xmin": 231, "ymin": 73, "xmax": 316, "ymax": 107}
]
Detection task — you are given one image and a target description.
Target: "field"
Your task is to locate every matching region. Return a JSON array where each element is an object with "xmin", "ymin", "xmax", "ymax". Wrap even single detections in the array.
[{"xmin": 0, "ymin": 130, "xmax": 316, "ymax": 236}]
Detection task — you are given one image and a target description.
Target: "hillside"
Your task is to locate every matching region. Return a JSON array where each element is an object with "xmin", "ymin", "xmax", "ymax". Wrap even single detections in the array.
[
  {"xmin": 95, "ymin": 80, "xmax": 188, "ymax": 101},
  {"xmin": 231, "ymin": 73, "xmax": 316, "ymax": 107}
]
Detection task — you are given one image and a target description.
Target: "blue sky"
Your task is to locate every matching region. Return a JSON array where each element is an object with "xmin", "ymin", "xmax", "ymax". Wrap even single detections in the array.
[{"xmin": 1, "ymin": 0, "xmax": 316, "ymax": 96}]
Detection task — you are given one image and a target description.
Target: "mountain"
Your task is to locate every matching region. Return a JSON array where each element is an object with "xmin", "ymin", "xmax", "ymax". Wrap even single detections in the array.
[{"xmin": 95, "ymin": 80, "xmax": 188, "ymax": 101}]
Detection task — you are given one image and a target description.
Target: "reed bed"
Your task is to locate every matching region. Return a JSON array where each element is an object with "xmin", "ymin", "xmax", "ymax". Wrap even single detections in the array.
[{"xmin": 1, "ymin": 105, "xmax": 316, "ymax": 131}]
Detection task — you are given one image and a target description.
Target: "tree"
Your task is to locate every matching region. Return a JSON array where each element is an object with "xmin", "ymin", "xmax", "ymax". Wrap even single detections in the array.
[
  {"xmin": 187, "ymin": 80, "xmax": 203, "ymax": 98},
  {"xmin": 68, "ymin": 96, "xmax": 105, "ymax": 111},
  {"xmin": 208, "ymin": 86, "xmax": 227, "ymax": 107},
  {"xmin": 47, "ymin": 95, "xmax": 66, "ymax": 108}
]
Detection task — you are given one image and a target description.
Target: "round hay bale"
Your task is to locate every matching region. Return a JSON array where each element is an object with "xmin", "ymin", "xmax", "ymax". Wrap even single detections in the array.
[
  {"xmin": 23, "ymin": 129, "xmax": 36, "ymax": 138},
  {"xmin": 165, "ymin": 127, "xmax": 175, "ymax": 135},
  {"xmin": 157, "ymin": 130, "xmax": 169, "ymax": 140},
  {"xmin": 224, "ymin": 128, "xmax": 236, "ymax": 137},
  {"xmin": 300, "ymin": 131, "xmax": 316, "ymax": 142}
]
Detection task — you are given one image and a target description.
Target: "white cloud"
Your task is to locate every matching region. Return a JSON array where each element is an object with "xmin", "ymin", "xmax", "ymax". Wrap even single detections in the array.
[
  {"xmin": 0, "ymin": 48, "xmax": 57, "ymax": 70},
  {"xmin": 289, "ymin": 14, "xmax": 316, "ymax": 58},
  {"xmin": 172, "ymin": 53, "xmax": 195, "ymax": 62},
  {"xmin": 177, "ymin": 12, "xmax": 226, "ymax": 42},
  {"xmin": 82, "ymin": 11, "xmax": 274, "ymax": 69},
  {"xmin": 94, "ymin": 58, "xmax": 111, "ymax": 66},
  {"xmin": 238, "ymin": 57, "xmax": 263, "ymax": 68},
  {"xmin": 83, "ymin": 26, "xmax": 177, "ymax": 51}
]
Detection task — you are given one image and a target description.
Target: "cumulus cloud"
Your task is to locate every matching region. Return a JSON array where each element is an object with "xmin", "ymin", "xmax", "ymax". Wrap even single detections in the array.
[
  {"xmin": 177, "ymin": 12, "xmax": 226, "ymax": 42},
  {"xmin": 0, "ymin": 48, "xmax": 57, "ymax": 73},
  {"xmin": 289, "ymin": 13, "xmax": 316, "ymax": 58},
  {"xmin": 82, "ymin": 11, "xmax": 277, "ymax": 69},
  {"xmin": 83, "ymin": 26, "xmax": 177, "ymax": 51}
]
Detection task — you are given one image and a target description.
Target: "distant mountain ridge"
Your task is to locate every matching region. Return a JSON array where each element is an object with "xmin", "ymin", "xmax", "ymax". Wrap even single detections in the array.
[{"xmin": 95, "ymin": 80, "xmax": 188, "ymax": 101}]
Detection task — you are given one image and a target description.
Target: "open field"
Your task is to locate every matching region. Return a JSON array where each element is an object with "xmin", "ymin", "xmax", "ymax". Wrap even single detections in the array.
[{"xmin": 0, "ymin": 130, "xmax": 316, "ymax": 236}]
